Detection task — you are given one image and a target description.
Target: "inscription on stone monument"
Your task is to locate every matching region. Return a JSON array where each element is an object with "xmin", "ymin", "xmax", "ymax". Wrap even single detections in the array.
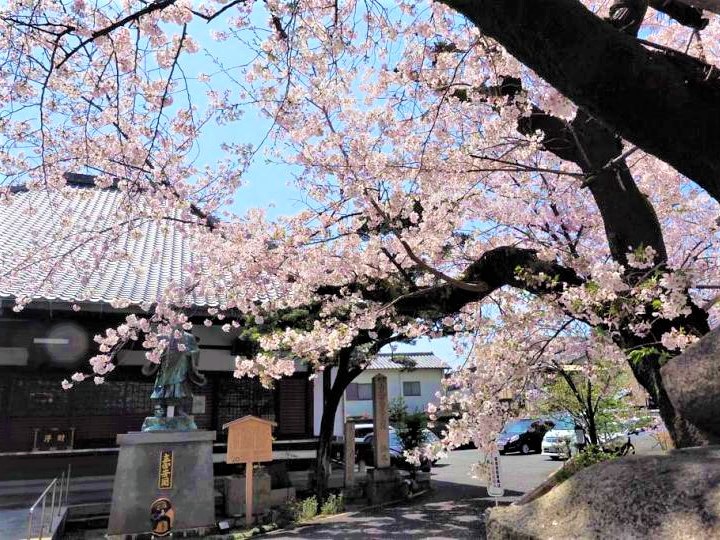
[
  {"xmin": 372, "ymin": 374, "xmax": 391, "ymax": 469},
  {"xmin": 344, "ymin": 420, "xmax": 355, "ymax": 487},
  {"xmin": 158, "ymin": 450, "xmax": 174, "ymax": 490}
]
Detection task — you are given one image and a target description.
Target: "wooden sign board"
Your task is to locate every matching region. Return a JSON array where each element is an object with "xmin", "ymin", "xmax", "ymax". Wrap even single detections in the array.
[
  {"xmin": 33, "ymin": 427, "xmax": 75, "ymax": 451},
  {"xmin": 223, "ymin": 415, "xmax": 276, "ymax": 464}
]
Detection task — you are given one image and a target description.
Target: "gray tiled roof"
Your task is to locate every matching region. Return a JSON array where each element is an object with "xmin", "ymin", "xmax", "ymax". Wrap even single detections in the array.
[
  {"xmin": 368, "ymin": 352, "xmax": 449, "ymax": 370},
  {"xmin": 0, "ymin": 179, "xmax": 212, "ymax": 308}
]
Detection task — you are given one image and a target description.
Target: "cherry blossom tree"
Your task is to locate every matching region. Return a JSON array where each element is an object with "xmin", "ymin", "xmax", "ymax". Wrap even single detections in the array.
[{"xmin": 2, "ymin": 0, "xmax": 720, "ymax": 497}]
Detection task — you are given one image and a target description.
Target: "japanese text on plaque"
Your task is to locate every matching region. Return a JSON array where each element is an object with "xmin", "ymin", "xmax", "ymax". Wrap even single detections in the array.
[{"xmin": 158, "ymin": 450, "xmax": 173, "ymax": 489}]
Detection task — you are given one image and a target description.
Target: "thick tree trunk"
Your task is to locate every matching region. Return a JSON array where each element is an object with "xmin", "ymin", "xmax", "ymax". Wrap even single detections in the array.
[
  {"xmin": 585, "ymin": 380, "xmax": 600, "ymax": 446},
  {"xmin": 514, "ymin": 59, "xmax": 713, "ymax": 448},
  {"xmin": 313, "ymin": 353, "xmax": 361, "ymax": 503},
  {"xmin": 676, "ymin": 0, "xmax": 720, "ymax": 15},
  {"xmin": 314, "ymin": 375, "xmax": 344, "ymax": 503},
  {"xmin": 440, "ymin": 0, "xmax": 720, "ymax": 200}
]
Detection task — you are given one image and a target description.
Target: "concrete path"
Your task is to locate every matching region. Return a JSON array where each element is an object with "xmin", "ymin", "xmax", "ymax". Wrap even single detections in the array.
[
  {"xmin": 265, "ymin": 449, "xmax": 562, "ymax": 539},
  {"xmin": 0, "ymin": 474, "xmax": 98, "ymax": 540},
  {"xmin": 1, "ymin": 506, "xmax": 68, "ymax": 540},
  {"xmin": 266, "ymin": 433, "xmax": 660, "ymax": 539}
]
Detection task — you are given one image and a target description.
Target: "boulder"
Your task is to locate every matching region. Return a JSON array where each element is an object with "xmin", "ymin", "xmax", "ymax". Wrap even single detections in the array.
[
  {"xmin": 661, "ymin": 327, "xmax": 720, "ymax": 439},
  {"xmin": 486, "ymin": 446, "xmax": 720, "ymax": 539}
]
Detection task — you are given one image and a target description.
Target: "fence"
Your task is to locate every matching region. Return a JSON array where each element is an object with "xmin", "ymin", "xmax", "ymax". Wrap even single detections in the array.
[{"xmin": 26, "ymin": 465, "xmax": 71, "ymax": 540}]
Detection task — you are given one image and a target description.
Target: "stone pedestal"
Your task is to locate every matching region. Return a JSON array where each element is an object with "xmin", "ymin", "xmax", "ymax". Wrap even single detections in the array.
[
  {"xmin": 366, "ymin": 467, "xmax": 401, "ymax": 505},
  {"xmin": 414, "ymin": 471, "xmax": 431, "ymax": 492},
  {"xmin": 107, "ymin": 430, "xmax": 216, "ymax": 537},
  {"xmin": 224, "ymin": 469, "xmax": 272, "ymax": 517}
]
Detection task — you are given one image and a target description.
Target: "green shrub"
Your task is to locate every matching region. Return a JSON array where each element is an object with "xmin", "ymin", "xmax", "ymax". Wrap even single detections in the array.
[
  {"xmin": 389, "ymin": 396, "xmax": 409, "ymax": 429},
  {"xmin": 290, "ymin": 496, "xmax": 318, "ymax": 522},
  {"xmin": 320, "ymin": 493, "xmax": 345, "ymax": 515},
  {"xmin": 554, "ymin": 445, "xmax": 616, "ymax": 483}
]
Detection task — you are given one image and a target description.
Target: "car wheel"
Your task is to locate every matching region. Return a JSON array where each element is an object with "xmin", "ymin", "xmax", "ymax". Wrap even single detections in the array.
[
  {"xmin": 499, "ymin": 450, "xmax": 506, "ymax": 455},
  {"xmin": 549, "ymin": 456, "xmax": 559, "ymax": 461},
  {"xmin": 520, "ymin": 443, "xmax": 531, "ymax": 455}
]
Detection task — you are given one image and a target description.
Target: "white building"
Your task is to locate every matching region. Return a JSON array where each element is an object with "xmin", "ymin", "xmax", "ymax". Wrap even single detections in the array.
[{"xmin": 343, "ymin": 352, "xmax": 449, "ymax": 419}]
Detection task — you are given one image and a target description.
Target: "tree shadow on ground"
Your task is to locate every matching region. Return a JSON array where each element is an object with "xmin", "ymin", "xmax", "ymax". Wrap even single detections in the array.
[{"xmin": 269, "ymin": 479, "xmax": 524, "ymax": 539}]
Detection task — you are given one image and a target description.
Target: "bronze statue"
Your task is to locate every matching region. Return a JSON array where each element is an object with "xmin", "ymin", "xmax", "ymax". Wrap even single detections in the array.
[{"xmin": 141, "ymin": 330, "xmax": 206, "ymax": 431}]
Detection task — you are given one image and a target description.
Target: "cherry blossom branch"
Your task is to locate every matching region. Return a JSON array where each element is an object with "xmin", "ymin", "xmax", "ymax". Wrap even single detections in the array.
[
  {"xmin": 146, "ymin": 24, "xmax": 187, "ymax": 162},
  {"xmin": 57, "ymin": 0, "xmax": 178, "ymax": 68},
  {"xmin": 397, "ymin": 238, "xmax": 489, "ymax": 293},
  {"xmin": 467, "ymin": 155, "xmax": 585, "ymax": 179},
  {"xmin": 580, "ymin": 146, "xmax": 640, "ymax": 188},
  {"xmin": 191, "ymin": 1, "xmax": 247, "ymax": 22}
]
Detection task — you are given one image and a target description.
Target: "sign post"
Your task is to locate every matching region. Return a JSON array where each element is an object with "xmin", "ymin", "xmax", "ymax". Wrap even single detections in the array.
[
  {"xmin": 486, "ymin": 449, "xmax": 504, "ymax": 504},
  {"xmin": 245, "ymin": 462, "xmax": 254, "ymax": 527},
  {"xmin": 222, "ymin": 416, "xmax": 277, "ymax": 527}
]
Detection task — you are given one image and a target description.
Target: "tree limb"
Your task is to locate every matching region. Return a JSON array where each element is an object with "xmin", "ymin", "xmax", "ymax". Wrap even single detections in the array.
[
  {"xmin": 670, "ymin": 0, "xmax": 720, "ymax": 15},
  {"xmin": 366, "ymin": 246, "xmax": 583, "ymax": 317},
  {"xmin": 439, "ymin": 0, "xmax": 720, "ymax": 201}
]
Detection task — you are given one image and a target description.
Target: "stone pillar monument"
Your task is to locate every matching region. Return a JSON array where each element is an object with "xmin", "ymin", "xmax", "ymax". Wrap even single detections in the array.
[
  {"xmin": 372, "ymin": 374, "xmax": 391, "ymax": 468},
  {"xmin": 344, "ymin": 420, "xmax": 356, "ymax": 487},
  {"xmin": 367, "ymin": 373, "xmax": 400, "ymax": 504}
]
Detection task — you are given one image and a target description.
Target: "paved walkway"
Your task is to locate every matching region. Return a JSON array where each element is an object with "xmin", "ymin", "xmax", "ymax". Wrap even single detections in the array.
[
  {"xmin": 2, "ymin": 506, "xmax": 68, "ymax": 540},
  {"xmin": 266, "ymin": 433, "xmax": 660, "ymax": 539},
  {"xmin": 266, "ymin": 449, "xmax": 560, "ymax": 539}
]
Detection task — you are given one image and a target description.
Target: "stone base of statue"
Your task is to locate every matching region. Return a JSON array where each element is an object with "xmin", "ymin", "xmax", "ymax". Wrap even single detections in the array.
[
  {"xmin": 141, "ymin": 415, "xmax": 198, "ymax": 432},
  {"xmin": 366, "ymin": 467, "xmax": 403, "ymax": 505},
  {"xmin": 107, "ymin": 430, "xmax": 216, "ymax": 538}
]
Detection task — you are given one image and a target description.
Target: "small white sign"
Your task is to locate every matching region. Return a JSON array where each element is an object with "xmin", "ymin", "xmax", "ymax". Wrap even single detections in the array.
[{"xmin": 486, "ymin": 449, "xmax": 504, "ymax": 498}]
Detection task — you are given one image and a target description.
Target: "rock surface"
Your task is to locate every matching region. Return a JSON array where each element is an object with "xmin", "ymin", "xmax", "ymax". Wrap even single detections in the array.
[
  {"xmin": 486, "ymin": 446, "xmax": 720, "ymax": 540},
  {"xmin": 661, "ymin": 326, "xmax": 720, "ymax": 440}
]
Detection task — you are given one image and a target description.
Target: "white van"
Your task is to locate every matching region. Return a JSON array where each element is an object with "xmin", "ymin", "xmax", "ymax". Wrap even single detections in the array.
[
  {"xmin": 354, "ymin": 423, "xmax": 397, "ymax": 443},
  {"xmin": 541, "ymin": 417, "xmax": 577, "ymax": 460}
]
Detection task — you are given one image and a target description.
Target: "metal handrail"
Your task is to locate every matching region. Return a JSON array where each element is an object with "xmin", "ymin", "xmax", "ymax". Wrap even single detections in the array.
[{"xmin": 27, "ymin": 465, "xmax": 71, "ymax": 540}]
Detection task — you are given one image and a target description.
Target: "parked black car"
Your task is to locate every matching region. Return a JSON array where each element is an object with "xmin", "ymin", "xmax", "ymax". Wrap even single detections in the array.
[{"xmin": 497, "ymin": 418, "xmax": 552, "ymax": 455}]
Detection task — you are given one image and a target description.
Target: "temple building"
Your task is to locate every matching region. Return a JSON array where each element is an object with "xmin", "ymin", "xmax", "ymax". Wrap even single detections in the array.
[{"xmin": 0, "ymin": 174, "xmax": 336, "ymax": 477}]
